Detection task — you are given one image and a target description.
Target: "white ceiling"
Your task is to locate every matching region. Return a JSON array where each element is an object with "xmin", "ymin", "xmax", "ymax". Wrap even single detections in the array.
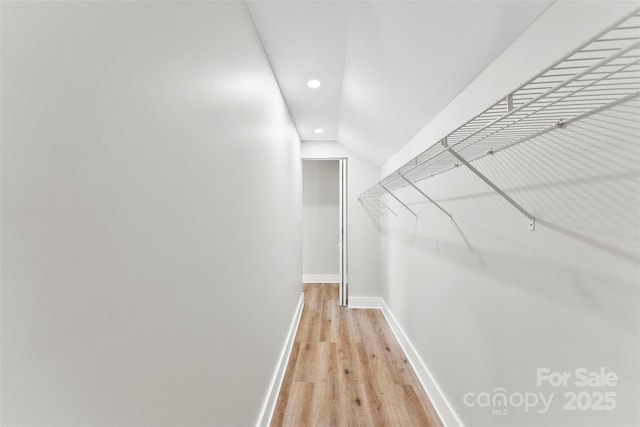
[{"xmin": 247, "ymin": 1, "xmax": 552, "ymax": 165}]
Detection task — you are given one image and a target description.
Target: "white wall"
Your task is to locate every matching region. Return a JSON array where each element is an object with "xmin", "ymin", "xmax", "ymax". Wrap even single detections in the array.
[
  {"xmin": 301, "ymin": 141, "xmax": 380, "ymax": 297},
  {"xmin": 302, "ymin": 160, "xmax": 340, "ymax": 279},
  {"xmin": 378, "ymin": 2, "xmax": 640, "ymax": 426},
  {"xmin": 0, "ymin": 2, "xmax": 301, "ymax": 426}
]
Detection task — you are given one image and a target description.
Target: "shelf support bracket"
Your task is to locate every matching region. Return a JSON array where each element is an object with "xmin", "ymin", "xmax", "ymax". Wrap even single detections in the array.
[
  {"xmin": 381, "ymin": 184, "xmax": 417, "ymax": 217},
  {"xmin": 506, "ymin": 93, "xmax": 514, "ymax": 112},
  {"xmin": 399, "ymin": 174, "xmax": 453, "ymax": 223},
  {"xmin": 441, "ymin": 138, "xmax": 535, "ymax": 231},
  {"xmin": 371, "ymin": 196, "xmax": 398, "ymax": 217}
]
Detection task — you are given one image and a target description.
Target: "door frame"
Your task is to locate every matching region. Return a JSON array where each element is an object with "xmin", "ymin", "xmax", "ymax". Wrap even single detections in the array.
[{"xmin": 301, "ymin": 157, "xmax": 348, "ymax": 306}]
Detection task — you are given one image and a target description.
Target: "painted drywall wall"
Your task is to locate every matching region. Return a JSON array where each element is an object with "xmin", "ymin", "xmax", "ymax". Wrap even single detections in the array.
[
  {"xmin": 0, "ymin": 2, "xmax": 301, "ymax": 426},
  {"xmin": 302, "ymin": 160, "xmax": 340, "ymax": 279},
  {"xmin": 301, "ymin": 141, "xmax": 380, "ymax": 297},
  {"xmin": 377, "ymin": 2, "xmax": 640, "ymax": 426}
]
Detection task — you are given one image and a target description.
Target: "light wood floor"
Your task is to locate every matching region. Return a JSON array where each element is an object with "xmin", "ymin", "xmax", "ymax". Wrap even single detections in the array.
[{"xmin": 270, "ymin": 284, "xmax": 443, "ymax": 427}]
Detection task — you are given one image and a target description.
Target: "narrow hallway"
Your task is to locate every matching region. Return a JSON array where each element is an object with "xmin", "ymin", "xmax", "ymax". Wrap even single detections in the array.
[
  {"xmin": 271, "ymin": 284, "xmax": 443, "ymax": 427},
  {"xmin": 3, "ymin": 2, "xmax": 638, "ymax": 426}
]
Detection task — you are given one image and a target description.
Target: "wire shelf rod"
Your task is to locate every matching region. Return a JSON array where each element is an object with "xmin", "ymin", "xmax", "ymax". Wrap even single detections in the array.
[
  {"xmin": 369, "ymin": 89, "xmax": 640, "ymax": 197},
  {"xmin": 390, "ymin": 41, "xmax": 640, "ymax": 185},
  {"xmin": 451, "ymin": 51, "xmax": 640, "ymax": 159},
  {"xmin": 398, "ymin": 93, "xmax": 640, "ymax": 187}
]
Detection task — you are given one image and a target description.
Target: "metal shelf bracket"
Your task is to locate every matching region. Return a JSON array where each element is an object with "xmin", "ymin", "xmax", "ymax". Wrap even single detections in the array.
[
  {"xmin": 381, "ymin": 184, "xmax": 417, "ymax": 217},
  {"xmin": 377, "ymin": 197, "xmax": 399, "ymax": 217},
  {"xmin": 441, "ymin": 138, "xmax": 536, "ymax": 231},
  {"xmin": 398, "ymin": 174, "xmax": 453, "ymax": 223}
]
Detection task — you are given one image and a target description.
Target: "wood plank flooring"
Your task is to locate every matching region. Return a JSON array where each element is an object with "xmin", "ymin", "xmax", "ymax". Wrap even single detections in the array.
[{"xmin": 270, "ymin": 284, "xmax": 444, "ymax": 427}]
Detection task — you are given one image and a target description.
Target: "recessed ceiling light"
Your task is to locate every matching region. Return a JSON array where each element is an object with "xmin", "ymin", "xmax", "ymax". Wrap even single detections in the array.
[
  {"xmin": 307, "ymin": 79, "xmax": 321, "ymax": 89},
  {"xmin": 314, "ymin": 128, "xmax": 324, "ymax": 134}
]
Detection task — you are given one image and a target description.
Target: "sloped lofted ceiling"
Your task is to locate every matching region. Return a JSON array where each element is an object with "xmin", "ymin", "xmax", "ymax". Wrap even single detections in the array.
[{"xmin": 247, "ymin": 0, "xmax": 552, "ymax": 166}]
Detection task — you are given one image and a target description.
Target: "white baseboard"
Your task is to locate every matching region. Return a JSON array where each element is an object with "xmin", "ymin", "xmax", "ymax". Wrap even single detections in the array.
[
  {"xmin": 348, "ymin": 296, "xmax": 384, "ymax": 309},
  {"xmin": 255, "ymin": 293, "xmax": 304, "ymax": 427},
  {"xmin": 348, "ymin": 296, "xmax": 463, "ymax": 427},
  {"xmin": 302, "ymin": 274, "xmax": 340, "ymax": 284}
]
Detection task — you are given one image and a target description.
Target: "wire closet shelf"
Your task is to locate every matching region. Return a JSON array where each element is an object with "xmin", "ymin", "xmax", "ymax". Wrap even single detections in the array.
[{"xmin": 359, "ymin": 9, "xmax": 640, "ymax": 228}]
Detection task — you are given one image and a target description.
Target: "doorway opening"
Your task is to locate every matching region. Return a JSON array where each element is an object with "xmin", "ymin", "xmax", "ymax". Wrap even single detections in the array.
[{"xmin": 302, "ymin": 158, "xmax": 348, "ymax": 306}]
